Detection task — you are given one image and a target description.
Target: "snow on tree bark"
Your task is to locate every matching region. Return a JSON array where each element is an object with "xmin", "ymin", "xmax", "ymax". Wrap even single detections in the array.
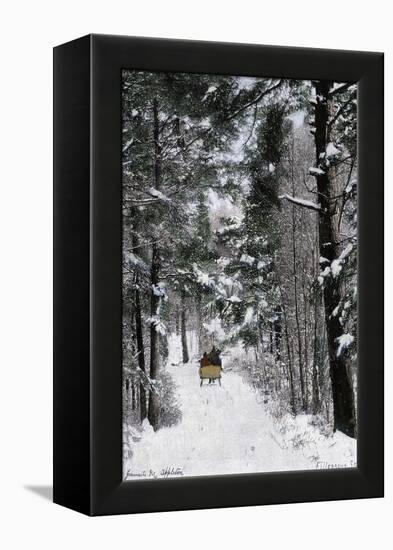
[
  {"xmin": 313, "ymin": 80, "xmax": 357, "ymax": 438},
  {"xmin": 181, "ymin": 288, "xmax": 189, "ymax": 363},
  {"xmin": 148, "ymin": 98, "xmax": 162, "ymax": 431}
]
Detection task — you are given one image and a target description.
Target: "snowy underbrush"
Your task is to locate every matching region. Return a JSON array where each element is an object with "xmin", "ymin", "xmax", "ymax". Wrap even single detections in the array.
[
  {"xmin": 155, "ymin": 370, "xmax": 183, "ymax": 429},
  {"xmin": 231, "ymin": 354, "xmax": 356, "ymax": 469},
  {"xmin": 220, "ymin": 341, "xmax": 256, "ymax": 373},
  {"xmin": 257, "ymin": 385, "xmax": 356, "ymax": 468},
  {"xmin": 268, "ymin": 411, "xmax": 356, "ymax": 468},
  {"xmin": 122, "ymin": 369, "xmax": 182, "ymax": 464},
  {"xmin": 123, "ymin": 422, "xmax": 142, "ymax": 461}
]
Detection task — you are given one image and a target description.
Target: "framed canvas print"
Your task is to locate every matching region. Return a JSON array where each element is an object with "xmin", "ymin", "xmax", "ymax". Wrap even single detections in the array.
[{"xmin": 53, "ymin": 34, "xmax": 384, "ymax": 516}]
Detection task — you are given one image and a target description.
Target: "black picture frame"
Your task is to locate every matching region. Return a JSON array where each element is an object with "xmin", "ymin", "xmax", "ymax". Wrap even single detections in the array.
[{"xmin": 53, "ymin": 34, "xmax": 384, "ymax": 516}]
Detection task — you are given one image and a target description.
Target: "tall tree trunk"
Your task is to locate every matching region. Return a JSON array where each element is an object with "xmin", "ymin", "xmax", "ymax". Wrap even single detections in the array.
[
  {"xmin": 175, "ymin": 307, "xmax": 180, "ymax": 335},
  {"xmin": 312, "ymin": 292, "xmax": 322, "ymax": 415},
  {"xmin": 311, "ymin": 231, "xmax": 321, "ymax": 415},
  {"xmin": 196, "ymin": 291, "xmax": 203, "ymax": 354},
  {"xmin": 278, "ymin": 282, "xmax": 296, "ymax": 414},
  {"xmin": 130, "ymin": 214, "xmax": 148, "ymax": 423},
  {"xmin": 131, "ymin": 382, "xmax": 136, "ymax": 410},
  {"xmin": 148, "ymin": 98, "xmax": 162, "ymax": 430},
  {"xmin": 290, "ymin": 138, "xmax": 306, "ymax": 411},
  {"xmin": 181, "ymin": 288, "xmax": 189, "ymax": 363},
  {"xmin": 313, "ymin": 81, "xmax": 356, "ymax": 438},
  {"xmin": 147, "ymin": 243, "xmax": 161, "ymax": 429},
  {"xmin": 257, "ymin": 314, "xmax": 268, "ymax": 384},
  {"xmin": 269, "ymin": 323, "xmax": 274, "ymax": 354},
  {"xmin": 134, "ymin": 274, "xmax": 147, "ymax": 421},
  {"xmin": 273, "ymin": 312, "xmax": 283, "ymax": 390},
  {"xmin": 274, "ymin": 310, "xmax": 282, "ymax": 362},
  {"xmin": 302, "ymin": 266, "xmax": 309, "ymax": 411}
]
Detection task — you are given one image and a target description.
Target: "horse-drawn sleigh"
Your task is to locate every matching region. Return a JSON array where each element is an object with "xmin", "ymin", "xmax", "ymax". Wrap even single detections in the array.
[
  {"xmin": 199, "ymin": 364, "xmax": 222, "ymax": 386},
  {"xmin": 199, "ymin": 348, "xmax": 223, "ymax": 386}
]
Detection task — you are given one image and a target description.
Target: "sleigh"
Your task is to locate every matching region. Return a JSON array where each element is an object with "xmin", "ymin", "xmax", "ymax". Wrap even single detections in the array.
[{"xmin": 199, "ymin": 365, "xmax": 222, "ymax": 386}]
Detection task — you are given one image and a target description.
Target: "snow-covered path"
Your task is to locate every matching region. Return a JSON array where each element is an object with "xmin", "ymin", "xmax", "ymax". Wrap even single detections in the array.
[{"xmin": 124, "ymin": 334, "xmax": 356, "ymax": 480}]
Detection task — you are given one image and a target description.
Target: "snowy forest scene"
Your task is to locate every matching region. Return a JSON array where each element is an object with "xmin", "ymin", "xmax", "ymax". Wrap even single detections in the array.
[{"xmin": 122, "ymin": 69, "xmax": 358, "ymax": 481}]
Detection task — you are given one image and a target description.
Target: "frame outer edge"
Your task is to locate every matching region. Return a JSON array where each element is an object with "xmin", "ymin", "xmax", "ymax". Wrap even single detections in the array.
[
  {"xmin": 53, "ymin": 35, "xmax": 92, "ymax": 516},
  {"xmin": 357, "ymin": 53, "xmax": 384, "ymax": 496},
  {"xmin": 84, "ymin": 35, "xmax": 384, "ymax": 515}
]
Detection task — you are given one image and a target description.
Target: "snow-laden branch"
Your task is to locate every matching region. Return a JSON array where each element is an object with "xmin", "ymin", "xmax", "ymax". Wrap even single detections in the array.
[
  {"xmin": 328, "ymin": 82, "xmax": 355, "ymax": 97},
  {"xmin": 148, "ymin": 188, "xmax": 172, "ymax": 202},
  {"xmin": 279, "ymin": 194, "xmax": 321, "ymax": 212},
  {"xmin": 309, "ymin": 167, "xmax": 325, "ymax": 176},
  {"xmin": 122, "ymin": 138, "xmax": 134, "ymax": 153},
  {"xmin": 336, "ymin": 333, "xmax": 354, "ymax": 358},
  {"xmin": 168, "ymin": 79, "xmax": 283, "ymax": 161},
  {"xmin": 328, "ymin": 95, "xmax": 355, "ymax": 127}
]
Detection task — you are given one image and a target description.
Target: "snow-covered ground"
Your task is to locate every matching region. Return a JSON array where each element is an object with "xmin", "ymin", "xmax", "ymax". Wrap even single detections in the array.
[{"xmin": 124, "ymin": 334, "xmax": 356, "ymax": 480}]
